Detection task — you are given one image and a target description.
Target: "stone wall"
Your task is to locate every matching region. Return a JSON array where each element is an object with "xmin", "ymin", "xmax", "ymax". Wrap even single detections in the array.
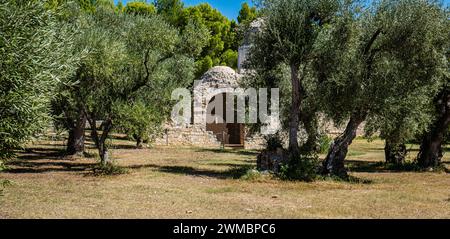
[
  {"xmin": 154, "ymin": 123, "xmax": 267, "ymax": 150},
  {"xmin": 153, "ymin": 118, "xmax": 366, "ymax": 150},
  {"xmin": 154, "ymin": 124, "xmax": 221, "ymax": 148}
]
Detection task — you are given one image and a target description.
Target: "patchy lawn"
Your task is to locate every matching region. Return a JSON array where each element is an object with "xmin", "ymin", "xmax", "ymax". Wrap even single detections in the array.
[{"xmin": 0, "ymin": 138, "xmax": 449, "ymax": 219}]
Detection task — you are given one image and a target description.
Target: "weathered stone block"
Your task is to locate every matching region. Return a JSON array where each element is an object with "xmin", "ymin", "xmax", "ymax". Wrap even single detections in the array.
[{"xmin": 256, "ymin": 148, "xmax": 288, "ymax": 173}]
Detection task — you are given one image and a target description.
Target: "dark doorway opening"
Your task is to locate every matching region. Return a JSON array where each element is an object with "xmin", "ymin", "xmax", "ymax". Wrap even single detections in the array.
[{"xmin": 206, "ymin": 93, "xmax": 244, "ymax": 147}]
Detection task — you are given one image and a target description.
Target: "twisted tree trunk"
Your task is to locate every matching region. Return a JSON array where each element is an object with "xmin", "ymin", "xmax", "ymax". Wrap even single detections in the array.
[
  {"xmin": 98, "ymin": 140, "xmax": 109, "ymax": 166},
  {"xmin": 322, "ymin": 111, "xmax": 366, "ymax": 177},
  {"xmin": 86, "ymin": 113, "xmax": 112, "ymax": 166},
  {"xmin": 66, "ymin": 109, "xmax": 86, "ymax": 155},
  {"xmin": 288, "ymin": 63, "xmax": 302, "ymax": 158},
  {"xmin": 417, "ymin": 89, "xmax": 449, "ymax": 168},
  {"xmin": 384, "ymin": 139, "xmax": 407, "ymax": 165},
  {"xmin": 97, "ymin": 119, "xmax": 112, "ymax": 166},
  {"xmin": 136, "ymin": 136, "xmax": 143, "ymax": 149}
]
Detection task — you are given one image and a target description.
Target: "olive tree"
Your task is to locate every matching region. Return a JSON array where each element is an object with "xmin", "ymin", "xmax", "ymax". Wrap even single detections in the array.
[
  {"xmin": 73, "ymin": 7, "xmax": 207, "ymax": 165},
  {"xmin": 318, "ymin": 0, "xmax": 447, "ymax": 177},
  {"xmin": 48, "ymin": 0, "xmax": 118, "ymax": 156},
  {"xmin": 370, "ymin": 5, "xmax": 449, "ymax": 166},
  {"xmin": 113, "ymin": 101, "xmax": 163, "ymax": 148},
  {"xmin": 417, "ymin": 63, "xmax": 449, "ymax": 168},
  {"xmin": 0, "ymin": 0, "xmax": 77, "ymax": 159},
  {"xmin": 248, "ymin": 0, "xmax": 341, "ymax": 157}
]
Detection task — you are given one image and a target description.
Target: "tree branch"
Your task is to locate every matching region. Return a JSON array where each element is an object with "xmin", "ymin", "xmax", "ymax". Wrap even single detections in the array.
[
  {"xmin": 120, "ymin": 51, "xmax": 173, "ymax": 101},
  {"xmin": 364, "ymin": 28, "xmax": 382, "ymax": 56},
  {"xmin": 100, "ymin": 118, "xmax": 113, "ymax": 145}
]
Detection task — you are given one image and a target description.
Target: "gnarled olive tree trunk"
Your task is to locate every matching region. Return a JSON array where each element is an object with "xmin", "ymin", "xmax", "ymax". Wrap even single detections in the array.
[
  {"xmin": 97, "ymin": 139, "xmax": 110, "ymax": 165},
  {"xmin": 97, "ymin": 119, "xmax": 113, "ymax": 165},
  {"xmin": 322, "ymin": 111, "xmax": 367, "ymax": 177},
  {"xmin": 288, "ymin": 63, "xmax": 302, "ymax": 158},
  {"xmin": 66, "ymin": 109, "xmax": 86, "ymax": 155},
  {"xmin": 86, "ymin": 113, "xmax": 113, "ymax": 166},
  {"xmin": 384, "ymin": 139, "xmax": 407, "ymax": 165},
  {"xmin": 135, "ymin": 135, "xmax": 143, "ymax": 149},
  {"xmin": 417, "ymin": 89, "xmax": 449, "ymax": 168}
]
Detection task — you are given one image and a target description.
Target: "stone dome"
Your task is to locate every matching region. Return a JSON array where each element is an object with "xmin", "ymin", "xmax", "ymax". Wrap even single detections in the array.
[
  {"xmin": 192, "ymin": 66, "xmax": 241, "ymax": 128},
  {"xmin": 198, "ymin": 66, "xmax": 240, "ymax": 88}
]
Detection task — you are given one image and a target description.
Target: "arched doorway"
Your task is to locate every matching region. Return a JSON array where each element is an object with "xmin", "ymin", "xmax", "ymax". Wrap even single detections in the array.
[{"xmin": 206, "ymin": 93, "xmax": 245, "ymax": 147}]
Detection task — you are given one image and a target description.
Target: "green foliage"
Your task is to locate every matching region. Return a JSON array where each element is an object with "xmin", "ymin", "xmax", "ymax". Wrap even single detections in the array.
[
  {"xmin": 77, "ymin": 0, "xmax": 96, "ymax": 12},
  {"xmin": 246, "ymin": 0, "xmax": 344, "ymax": 158},
  {"xmin": 279, "ymin": 154, "xmax": 319, "ymax": 181},
  {"xmin": 264, "ymin": 134, "xmax": 284, "ymax": 151},
  {"xmin": 92, "ymin": 162, "xmax": 128, "ymax": 176},
  {"xmin": 154, "ymin": 0, "xmax": 184, "ymax": 25},
  {"xmin": 240, "ymin": 169, "xmax": 264, "ymax": 181},
  {"xmin": 0, "ymin": 160, "xmax": 9, "ymax": 172},
  {"xmin": 180, "ymin": 20, "xmax": 211, "ymax": 58},
  {"xmin": 73, "ymin": 8, "xmax": 128, "ymax": 118},
  {"xmin": 237, "ymin": 2, "xmax": 257, "ymax": 24},
  {"xmin": 317, "ymin": 0, "xmax": 447, "ymax": 140},
  {"xmin": 64, "ymin": 5, "xmax": 207, "ymax": 162},
  {"xmin": 0, "ymin": 0, "xmax": 78, "ymax": 159},
  {"xmin": 318, "ymin": 135, "xmax": 333, "ymax": 154},
  {"xmin": 195, "ymin": 56, "xmax": 213, "ymax": 78},
  {"xmin": 367, "ymin": 13, "xmax": 448, "ymax": 149},
  {"xmin": 179, "ymin": 3, "xmax": 238, "ymax": 76},
  {"xmin": 117, "ymin": 1, "xmax": 124, "ymax": 11},
  {"xmin": 250, "ymin": 0, "xmax": 340, "ymax": 67},
  {"xmin": 113, "ymin": 101, "xmax": 163, "ymax": 146},
  {"xmin": 220, "ymin": 49, "xmax": 238, "ymax": 69},
  {"xmin": 0, "ymin": 179, "xmax": 13, "ymax": 196},
  {"xmin": 124, "ymin": 1, "xmax": 156, "ymax": 16}
]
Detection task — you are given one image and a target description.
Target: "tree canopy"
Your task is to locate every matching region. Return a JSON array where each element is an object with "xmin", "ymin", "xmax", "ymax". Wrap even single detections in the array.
[
  {"xmin": 59, "ymin": 4, "xmax": 208, "ymax": 164},
  {"xmin": 238, "ymin": 2, "xmax": 258, "ymax": 24},
  {"xmin": 124, "ymin": 1, "xmax": 156, "ymax": 15},
  {"xmin": 0, "ymin": 0, "xmax": 78, "ymax": 159},
  {"xmin": 317, "ymin": 0, "xmax": 448, "ymax": 176}
]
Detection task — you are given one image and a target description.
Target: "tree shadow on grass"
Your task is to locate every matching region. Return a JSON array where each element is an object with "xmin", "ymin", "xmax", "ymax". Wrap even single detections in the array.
[
  {"xmin": 203, "ymin": 162, "xmax": 254, "ymax": 167},
  {"xmin": 195, "ymin": 148, "xmax": 259, "ymax": 156},
  {"xmin": 125, "ymin": 163, "xmax": 253, "ymax": 179},
  {"xmin": 4, "ymin": 147, "xmax": 96, "ymax": 174},
  {"xmin": 35, "ymin": 142, "xmax": 67, "ymax": 147},
  {"xmin": 346, "ymin": 160, "xmax": 450, "ymax": 174},
  {"xmin": 18, "ymin": 147, "xmax": 66, "ymax": 161},
  {"xmin": 109, "ymin": 144, "xmax": 139, "ymax": 150},
  {"xmin": 5, "ymin": 162, "xmax": 95, "ymax": 174}
]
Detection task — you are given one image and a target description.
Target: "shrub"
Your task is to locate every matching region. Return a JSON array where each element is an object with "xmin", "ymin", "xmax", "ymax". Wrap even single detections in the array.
[
  {"xmin": 0, "ymin": 179, "xmax": 13, "ymax": 196},
  {"xmin": 264, "ymin": 134, "xmax": 283, "ymax": 151},
  {"xmin": 0, "ymin": 160, "xmax": 8, "ymax": 172},
  {"xmin": 279, "ymin": 154, "xmax": 319, "ymax": 181},
  {"xmin": 318, "ymin": 134, "xmax": 333, "ymax": 154},
  {"xmin": 240, "ymin": 169, "xmax": 263, "ymax": 180},
  {"xmin": 92, "ymin": 163, "xmax": 128, "ymax": 176}
]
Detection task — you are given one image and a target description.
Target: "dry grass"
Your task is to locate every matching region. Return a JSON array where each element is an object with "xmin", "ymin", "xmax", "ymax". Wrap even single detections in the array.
[{"xmin": 0, "ymin": 137, "xmax": 449, "ymax": 219}]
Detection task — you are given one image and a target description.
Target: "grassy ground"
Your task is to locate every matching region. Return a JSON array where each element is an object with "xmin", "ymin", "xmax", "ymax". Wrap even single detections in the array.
[{"xmin": 0, "ymin": 137, "xmax": 449, "ymax": 219}]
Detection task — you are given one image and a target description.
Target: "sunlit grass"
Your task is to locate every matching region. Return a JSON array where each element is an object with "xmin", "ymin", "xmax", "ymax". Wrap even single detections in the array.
[{"xmin": 0, "ymin": 138, "xmax": 448, "ymax": 218}]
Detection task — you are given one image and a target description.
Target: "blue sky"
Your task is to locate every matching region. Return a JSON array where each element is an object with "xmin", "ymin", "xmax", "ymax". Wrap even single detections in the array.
[
  {"xmin": 182, "ymin": 0, "xmax": 253, "ymax": 20},
  {"xmin": 114, "ymin": 0, "xmax": 449, "ymax": 21},
  {"xmin": 114, "ymin": 0, "xmax": 253, "ymax": 20}
]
